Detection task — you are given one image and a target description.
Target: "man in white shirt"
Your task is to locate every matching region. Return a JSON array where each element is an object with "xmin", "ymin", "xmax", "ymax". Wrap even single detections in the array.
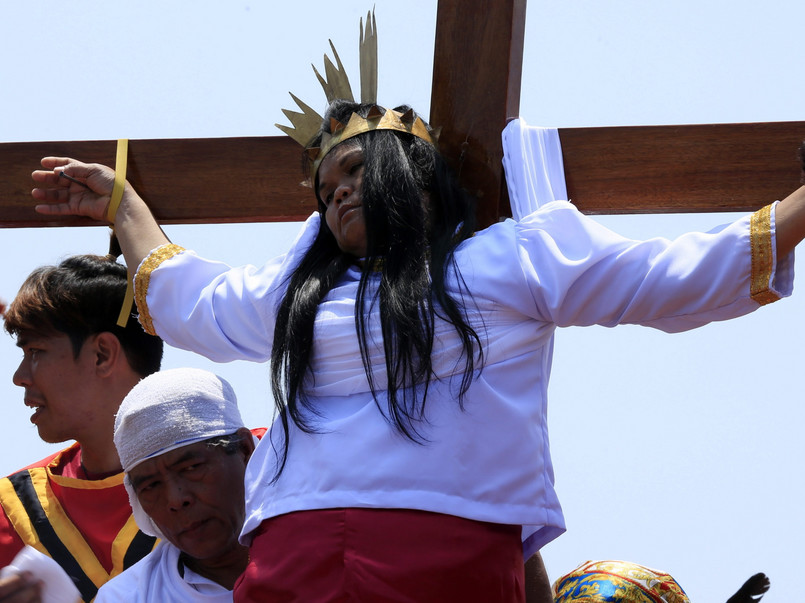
[{"xmin": 95, "ymin": 368, "xmax": 257, "ymax": 602}]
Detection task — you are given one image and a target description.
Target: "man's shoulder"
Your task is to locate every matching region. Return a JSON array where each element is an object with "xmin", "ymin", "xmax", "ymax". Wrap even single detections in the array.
[
  {"xmin": 0, "ymin": 448, "xmax": 75, "ymax": 564},
  {"xmin": 95, "ymin": 541, "xmax": 176, "ymax": 602}
]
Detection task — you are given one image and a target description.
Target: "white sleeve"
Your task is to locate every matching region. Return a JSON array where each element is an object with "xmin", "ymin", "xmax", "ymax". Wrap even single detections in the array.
[
  {"xmin": 502, "ymin": 118, "xmax": 568, "ymax": 218},
  {"xmin": 470, "ymin": 200, "xmax": 793, "ymax": 333},
  {"xmin": 135, "ymin": 212, "xmax": 321, "ymax": 363}
]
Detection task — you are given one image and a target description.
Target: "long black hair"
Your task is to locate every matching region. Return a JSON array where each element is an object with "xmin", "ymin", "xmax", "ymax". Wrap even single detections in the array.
[{"xmin": 270, "ymin": 101, "xmax": 483, "ymax": 478}]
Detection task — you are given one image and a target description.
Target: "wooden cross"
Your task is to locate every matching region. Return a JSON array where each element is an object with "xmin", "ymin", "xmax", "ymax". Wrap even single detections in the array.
[{"xmin": 0, "ymin": 0, "xmax": 802, "ymax": 230}]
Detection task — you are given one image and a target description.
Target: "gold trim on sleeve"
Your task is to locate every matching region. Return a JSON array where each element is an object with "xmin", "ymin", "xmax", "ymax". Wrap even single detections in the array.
[
  {"xmin": 749, "ymin": 204, "xmax": 780, "ymax": 306},
  {"xmin": 134, "ymin": 244, "xmax": 185, "ymax": 335}
]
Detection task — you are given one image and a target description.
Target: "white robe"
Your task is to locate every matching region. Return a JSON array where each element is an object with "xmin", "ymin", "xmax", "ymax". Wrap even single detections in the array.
[
  {"xmin": 95, "ymin": 541, "xmax": 232, "ymax": 603},
  {"xmin": 135, "ymin": 134, "xmax": 792, "ymax": 559}
]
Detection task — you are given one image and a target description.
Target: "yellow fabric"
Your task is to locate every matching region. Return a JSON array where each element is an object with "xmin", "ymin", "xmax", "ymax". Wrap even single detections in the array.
[
  {"xmin": 109, "ymin": 516, "xmax": 144, "ymax": 577},
  {"xmin": 106, "ymin": 139, "xmax": 129, "ymax": 224},
  {"xmin": 0, "ymin": 474, "xmax": 49, "ymax": 558},
  {"xmin": 29, "ymin": 468, "xmax": 110, "ymax": 589},
  {"xmin": 116, "ymin": 280, "xmax": 135, "ymax": 329},
  {"xmin": 749, "ymin": 203, "xmax": 780, "ymax": 305},
  {"xmin": 0, "ymin": 463, "xmax": 152, "ymax": 598},
  {"xmin": 107, "ymin": 139, "xmax": 133, "ymax": 328},
  {"xmin": 46, "ymin": 471, "xmax": 122, "ymax": 490}
]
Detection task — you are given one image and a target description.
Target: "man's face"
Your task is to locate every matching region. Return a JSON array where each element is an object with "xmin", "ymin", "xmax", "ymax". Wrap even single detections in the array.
[
  {"xmin": 13, "ymin": 331, "xmax": 102, "ymax": 443},
  {"xmin": 128, "ymin": 436, "xmax": 250, "ymax": 562},
  {"xmin": 318, "ymin": 142, "xmax": 368, "ymax": 257}
]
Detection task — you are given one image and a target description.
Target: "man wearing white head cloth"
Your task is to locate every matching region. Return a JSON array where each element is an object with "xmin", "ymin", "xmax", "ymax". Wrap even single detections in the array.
[{"xmin": 95, "ymin": 368, "xmax": 260, "ymax": 602}]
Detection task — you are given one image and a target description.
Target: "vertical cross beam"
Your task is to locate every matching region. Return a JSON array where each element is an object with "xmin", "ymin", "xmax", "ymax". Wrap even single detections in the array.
[{"xmin": 430, "ymin": 0, "xmax": 527, "ymax": 228}]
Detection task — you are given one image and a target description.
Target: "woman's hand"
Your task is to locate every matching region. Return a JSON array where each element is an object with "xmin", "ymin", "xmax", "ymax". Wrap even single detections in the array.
[
  {"xmin": 32, "ymin": 155, "xmax": 171, "ymax": 277},
  {"xmin": 32, "ymin": 157, "xmax": 116, "ymax": 223}
]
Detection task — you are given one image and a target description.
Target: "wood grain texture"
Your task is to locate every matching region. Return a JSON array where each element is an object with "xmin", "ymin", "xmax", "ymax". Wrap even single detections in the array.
[
  {"xmin": 2, "ymin": 122, "xmax": 802, "ymax": 229},
  {"xmin": 0, "ymin": 136, "xmax": 315, "ymax": 228},
  {"xmin": 430, "ymin": 0, "xmax": 527, "ymax": 228},
  {"xmin": 560, "ymin": 121, "xmax": 805, "ymax": 214}
]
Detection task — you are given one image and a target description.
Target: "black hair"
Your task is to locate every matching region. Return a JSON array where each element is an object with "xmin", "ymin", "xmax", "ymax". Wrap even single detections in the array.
[
  {"xmin": 4, "ymin": 254, "xmax": 163, "ymax": 377},
  {"xmin": 270, "ymin": 101, "xmax": 482, "ymax": 479}
]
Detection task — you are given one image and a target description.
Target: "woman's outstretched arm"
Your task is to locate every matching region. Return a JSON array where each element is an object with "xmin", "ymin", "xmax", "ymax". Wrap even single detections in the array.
[{"xmin": 31, "ymin": 156, "xmax": 169, "ymax": 277}]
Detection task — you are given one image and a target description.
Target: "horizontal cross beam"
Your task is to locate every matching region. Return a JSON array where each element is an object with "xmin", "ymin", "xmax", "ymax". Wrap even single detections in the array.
[
  {"xmin": 561, "ymin": 121, "xmax": 805, "ymax": 214},
  {"xmin": 1, "ymin": 121, "xmax": 802, "ymax": 228},
  {"xmin": 0, "ymin": 136, "xmax": 312, "ymax": 228}
]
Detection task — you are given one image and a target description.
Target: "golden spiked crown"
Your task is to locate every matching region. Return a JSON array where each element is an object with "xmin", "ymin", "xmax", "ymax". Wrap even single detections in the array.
[{"xmin": 276, "ymin": 10, "xmax": 439, "ymax": 181}]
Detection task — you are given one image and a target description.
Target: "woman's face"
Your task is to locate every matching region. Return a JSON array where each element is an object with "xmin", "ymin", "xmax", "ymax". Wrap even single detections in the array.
[{"xmin": 318, "ymin": 142, "xmax": 367, "ymax": 257}]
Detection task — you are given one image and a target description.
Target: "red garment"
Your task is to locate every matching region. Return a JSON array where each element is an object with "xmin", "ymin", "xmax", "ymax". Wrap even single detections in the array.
[
  {"xmin": 0, "ymin": 443, "xmax": 156, "ymax": 602},
  {"xmin": 234, "ymin": 508, "xmax": 525, "ymax": 602}
]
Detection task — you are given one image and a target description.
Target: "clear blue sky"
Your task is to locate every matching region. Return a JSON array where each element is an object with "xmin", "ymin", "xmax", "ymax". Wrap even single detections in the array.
[{"xmin": 2, "ymin": 2, "xmax": 803, "ymax": 600}]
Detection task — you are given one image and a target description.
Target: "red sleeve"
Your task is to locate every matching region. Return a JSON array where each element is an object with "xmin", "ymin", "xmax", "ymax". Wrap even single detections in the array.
[{"xmin": 0, "ymin": 504, "xmax": 24, "ymax": 567}]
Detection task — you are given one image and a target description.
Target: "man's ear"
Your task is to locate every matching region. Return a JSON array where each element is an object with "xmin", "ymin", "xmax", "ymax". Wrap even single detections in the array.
[
  {"xmin": 91, "ymin": 331, "xmax": 124, "ymax": 377},
  {"xmin": 236, "ymin": 427, "xmax": 256, "ymax": 462}
]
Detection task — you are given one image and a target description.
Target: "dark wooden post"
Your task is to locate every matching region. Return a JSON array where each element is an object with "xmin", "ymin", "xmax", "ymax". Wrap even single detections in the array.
[{"xmin": 430, "ymin": 0, "xmax": 527, "ymax": 228}]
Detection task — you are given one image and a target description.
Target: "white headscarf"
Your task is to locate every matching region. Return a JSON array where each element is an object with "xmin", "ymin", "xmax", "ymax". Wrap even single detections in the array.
[{"xmin": 114, "ymin": 367, "xmax": 246, "ymax": 538}]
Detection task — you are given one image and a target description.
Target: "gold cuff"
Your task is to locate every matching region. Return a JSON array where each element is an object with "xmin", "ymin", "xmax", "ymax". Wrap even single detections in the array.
[
  {"xmin": 134, "ymin": 244, "xmax": 185, "ymax": 335},
  {"xmin": 749, "ymin": 204, "xmax": 779, "ymax": 306}
]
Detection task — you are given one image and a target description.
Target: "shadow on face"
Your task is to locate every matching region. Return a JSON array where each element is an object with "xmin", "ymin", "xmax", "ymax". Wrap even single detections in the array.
[{"xmin": 129, "ymin": 429, "xmax": 255, "ymax": 561}]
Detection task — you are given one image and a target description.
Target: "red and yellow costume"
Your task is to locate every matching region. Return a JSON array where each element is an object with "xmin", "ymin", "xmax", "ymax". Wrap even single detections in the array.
[{"xmin": 0, "ymin": 443, "xmax": 157, "ymax": 602}]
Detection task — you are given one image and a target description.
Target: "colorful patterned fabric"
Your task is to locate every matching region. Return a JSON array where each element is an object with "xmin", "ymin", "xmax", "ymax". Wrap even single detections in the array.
[
  {"xmin": 553, "ymin": 560, "xmax": 690, "ymax": 603},
  {"xmin": 0, "ymin": 444, "xmax": 157, "ymax": 602}
]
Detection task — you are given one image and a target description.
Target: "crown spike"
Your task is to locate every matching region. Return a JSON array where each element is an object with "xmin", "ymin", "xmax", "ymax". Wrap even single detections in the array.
[
  {"xmin": 288, "ymin": 92, "xmax": 320, "ymax": 116},
  {"xmin": 410, "ymin": 117, "xmax": 433, "ymax": 144},
  {"xmin": 277, "ymin": 11, "xmax": 440, "ymax": 183},
  {"xmin": 341, "ymin": 112, "xmax": 371, "ymax": 140},
  {"xmin": 312, "ymin": 64, "xmax": 329, "ymax": 101},
  {"xmin": 366, "ymin": 105, "xmax": 384, "ymax": 120},
  {"xmin": 359, "ymin": 10, "xmax": 378, "ymax": 104},
  {"xmin": 329, "ymin": 117, "xmax": 346, "ymax": 134},
  {"xmin": 313, "ymin": 40, "xmax": 354, "ymax": 103},
  {"xmin": 275, "ymin": 92, "xmax": 323, "ymax": 147},
  {"xmin": 400, "ymin": 108, "xmax": 416, "ymax": 126}
]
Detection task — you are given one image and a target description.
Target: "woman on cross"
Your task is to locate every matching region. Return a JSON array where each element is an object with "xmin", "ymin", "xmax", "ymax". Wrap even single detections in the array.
[{"xmin": 29, "ymin": 93, "xmax": 805, "ymax": 603}]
